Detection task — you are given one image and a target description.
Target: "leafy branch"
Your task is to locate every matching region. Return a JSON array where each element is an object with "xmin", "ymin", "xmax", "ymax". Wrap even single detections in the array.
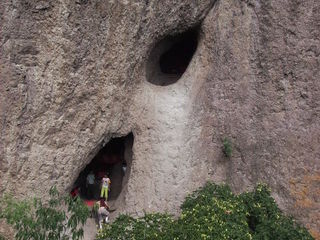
[{"xmin": 0, "ymin": 187, "xmax": 90, "ymax": 240}]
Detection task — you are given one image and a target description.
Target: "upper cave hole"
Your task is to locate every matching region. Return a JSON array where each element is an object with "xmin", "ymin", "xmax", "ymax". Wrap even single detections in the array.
[
  {"xmin": 146, "ymin": 27, "xmax": 199, "ymax": 86},
  {"xmin": 72, "ymin": 133, "xmax": 134, "ymax": 204}
]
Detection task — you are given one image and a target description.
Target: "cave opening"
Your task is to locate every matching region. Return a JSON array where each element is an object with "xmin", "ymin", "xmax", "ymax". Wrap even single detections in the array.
[
  {"xmin": 146, "ymin": 27, "xmax": 199, "ymax": 86},
  {"xmin": 72, "ymin": 133, "xmax": 134, "ymax": 204}
]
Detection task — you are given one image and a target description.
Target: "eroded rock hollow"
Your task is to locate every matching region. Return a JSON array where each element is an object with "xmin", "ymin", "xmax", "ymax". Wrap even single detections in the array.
[{"xmin": 1, "ymin": 0, "xmax": 319, "ymax": 238}]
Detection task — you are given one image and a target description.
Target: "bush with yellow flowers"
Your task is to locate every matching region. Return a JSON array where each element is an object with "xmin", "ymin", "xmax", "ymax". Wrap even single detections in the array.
[{"xmin": 97, "ymin": 183, "xmax": 314, "ymax": 240}]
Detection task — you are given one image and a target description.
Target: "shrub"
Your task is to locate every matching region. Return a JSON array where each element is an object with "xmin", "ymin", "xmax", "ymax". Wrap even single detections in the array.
[
  {"xmin": 97, "ymin": 183, "xmax": 314, "ymax": 240},
  {"xmin": 0, "ymin": 187, "xmax": 90, "ymax": 240},
  {"xmin": 240, "ymin": 184, "xmax": 313, "ymax": 240},
  {"xmin": 97, "ymin": 213, "xmax": 175, "ymax": 240},
  {"xmin": 177, "ymin": 183, "xmax": 251, "ymax": 240},
  {"xmin": 223, "ymin": 138, "xmax": 232, "ymax": 158}
]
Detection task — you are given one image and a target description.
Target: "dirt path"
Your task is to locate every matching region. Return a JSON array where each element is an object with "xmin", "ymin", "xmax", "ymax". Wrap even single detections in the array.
[{"xmin": 83, "ymin": 217, "xmax": 98, "ymax": 240}]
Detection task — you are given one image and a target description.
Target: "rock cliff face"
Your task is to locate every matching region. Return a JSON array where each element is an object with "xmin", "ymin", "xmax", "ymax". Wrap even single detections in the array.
[{"xmin": 1, "ymin": 0, "xmax": 319, "ymax": 238}]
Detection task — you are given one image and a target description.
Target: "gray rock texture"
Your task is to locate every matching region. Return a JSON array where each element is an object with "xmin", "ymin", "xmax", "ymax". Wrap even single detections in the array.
[{"xmin": 1, "ymin": 0, "xmax": 319, "ymax": 238}]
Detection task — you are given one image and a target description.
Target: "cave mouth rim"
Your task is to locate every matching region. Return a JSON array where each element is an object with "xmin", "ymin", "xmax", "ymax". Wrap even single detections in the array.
[
  {"xmin": 146, "ymin": 26, "xmax": 200, "ymax": 87},
  {"xmin": 70, "ymin": 132, "xmax": 134, "ymax": 204}
]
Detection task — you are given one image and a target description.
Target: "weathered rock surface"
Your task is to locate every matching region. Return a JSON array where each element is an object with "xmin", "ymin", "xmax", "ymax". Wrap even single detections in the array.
[{"xmin": 1, "ymin": 0, "xmax": 319, "ymax": 238}]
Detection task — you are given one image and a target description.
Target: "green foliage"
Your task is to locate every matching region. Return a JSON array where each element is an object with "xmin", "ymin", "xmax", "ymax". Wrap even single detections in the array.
[
  {"xmin": 240, "ymin": 184, "xmax": 313, "ymax": 240},
  {"xmin": 0, "ymin": 234, "xmax": 5, "ymax": 240},
  {"xmin": 97, "ymin": 213, "xmax": 175, "ymax": 240},
  {"xmin": 97, "ymin": 183, "xmax": 314, "ymax": 240},
  {"xmin": 0, "ymin": 187, "xmax": 90, "ymax": 240},
  {"xmin": 176, "ymin": 183, "xmax": 251, "ymax": 240},
  {"xmin": 223, "ymin": 138, "xmax": 232, "ymax": 158}
]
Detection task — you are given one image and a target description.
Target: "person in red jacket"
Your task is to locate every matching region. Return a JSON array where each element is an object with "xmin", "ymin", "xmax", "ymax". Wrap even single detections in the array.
[{"xmin": 70, "ymin": 186, "xmax": 80, "ymax": 199}]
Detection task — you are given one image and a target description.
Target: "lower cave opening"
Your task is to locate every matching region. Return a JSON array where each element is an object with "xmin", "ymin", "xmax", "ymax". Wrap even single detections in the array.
[{"xmin": 72, "ymin": 133, "xmax": 134, "ymax": 203}]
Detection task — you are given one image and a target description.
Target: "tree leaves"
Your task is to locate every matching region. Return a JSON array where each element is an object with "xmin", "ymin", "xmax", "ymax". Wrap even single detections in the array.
[{"xmin": 0, "ymin": 187, "xmax": 90, "ymax": 240}]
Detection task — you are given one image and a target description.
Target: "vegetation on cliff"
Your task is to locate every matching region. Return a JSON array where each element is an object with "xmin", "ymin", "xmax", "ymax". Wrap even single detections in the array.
[
  {"xmin": 0, "ymin": 183, "xmax": 314, "ymax": 240},
  {"xmin": 97, "ymin": 183, "xmax": 314, "ymax": 240}
]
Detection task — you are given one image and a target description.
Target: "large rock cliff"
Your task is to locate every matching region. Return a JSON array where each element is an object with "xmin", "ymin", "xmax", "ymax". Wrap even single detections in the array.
[{"xmin": 1, "ymin": 0, "xmax": 319, "ymax": 238}]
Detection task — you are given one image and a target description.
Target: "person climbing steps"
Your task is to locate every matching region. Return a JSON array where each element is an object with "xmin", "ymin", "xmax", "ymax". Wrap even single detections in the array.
[{"xmin": 95, "ymin": 197, "xmax": 109, "ymax": 229}]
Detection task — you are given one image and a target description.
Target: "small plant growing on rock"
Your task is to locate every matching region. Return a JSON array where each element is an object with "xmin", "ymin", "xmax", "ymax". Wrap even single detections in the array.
[{"xmin": 223, "ymin": 137, "xmax": 232, "ymax": 157}]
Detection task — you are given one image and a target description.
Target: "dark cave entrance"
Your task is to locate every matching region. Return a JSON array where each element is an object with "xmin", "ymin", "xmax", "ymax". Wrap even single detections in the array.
[
  {"xmin": 146, "ymin": 27, "xmax": 199, "ymax": 86},
  {"xmin": 72, "ymin": 133, "xmax": 134, "ymax": 202}
]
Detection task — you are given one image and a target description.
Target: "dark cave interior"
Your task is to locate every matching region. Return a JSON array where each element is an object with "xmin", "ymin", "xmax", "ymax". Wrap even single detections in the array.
[{"xmin": 72, "ymin": 133, "xmax": 134, "ymax": 202}]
